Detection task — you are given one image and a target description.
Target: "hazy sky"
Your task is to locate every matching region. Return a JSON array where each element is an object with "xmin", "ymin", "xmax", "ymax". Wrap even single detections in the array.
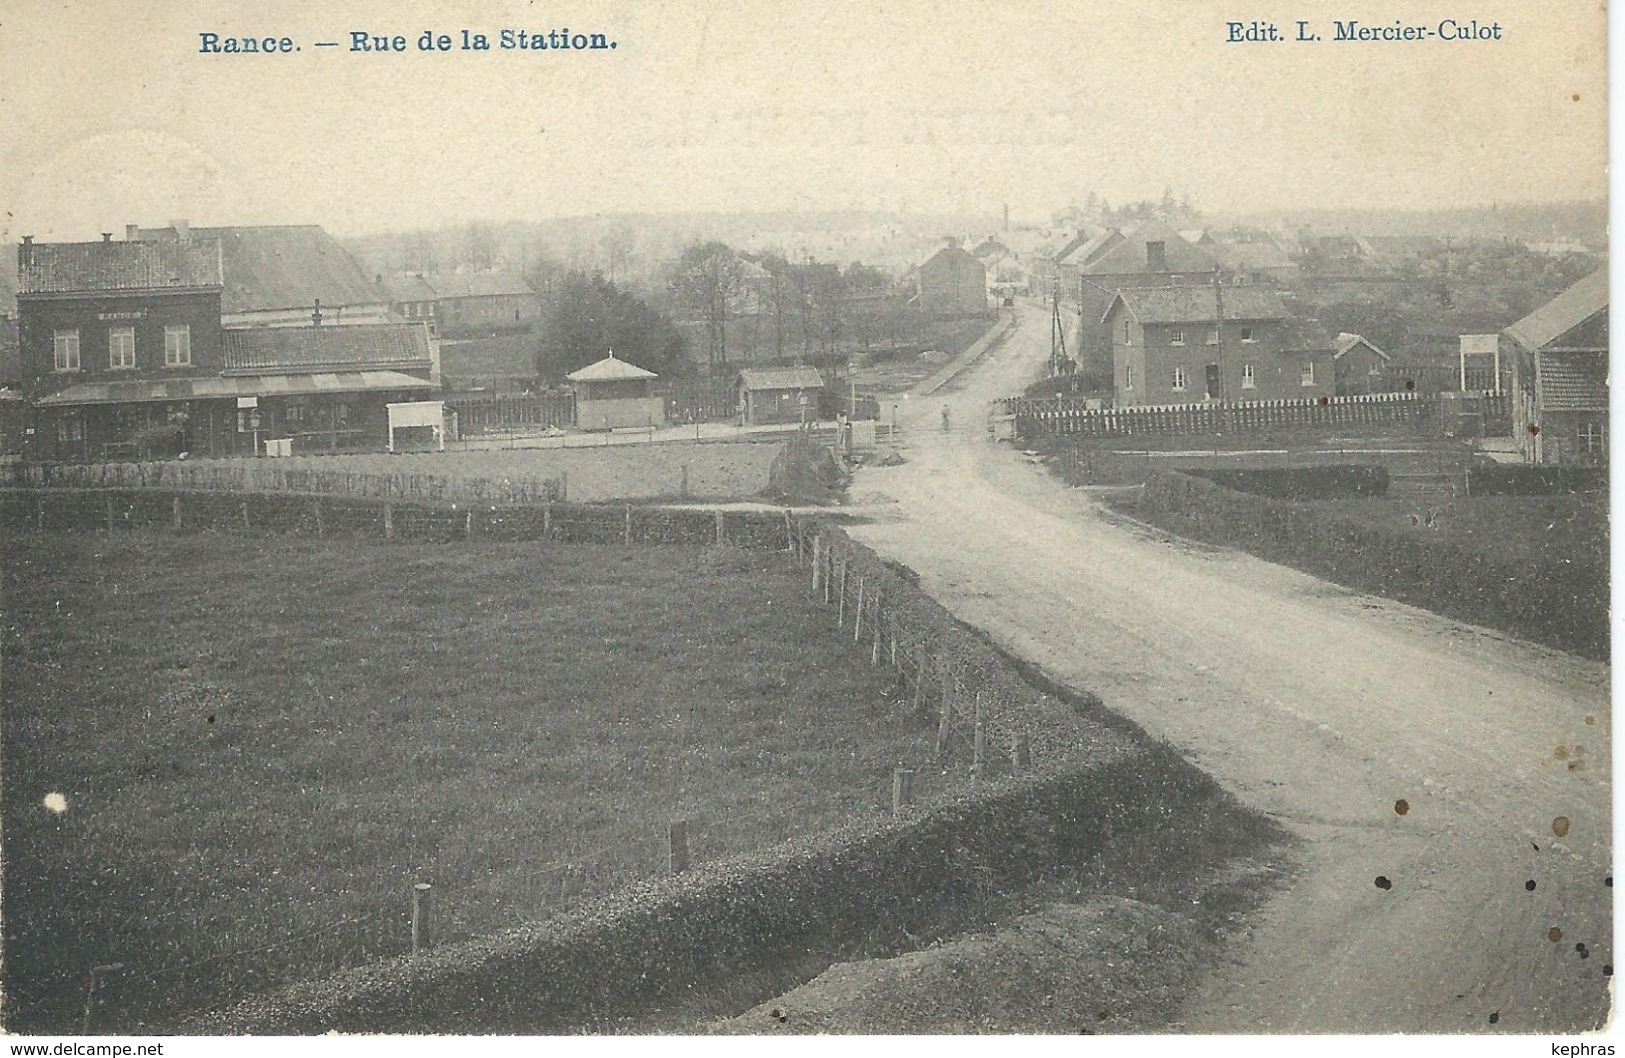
[{"xmin": 0, "ymin": 0, "xmax": 1608, "ymax": 239}]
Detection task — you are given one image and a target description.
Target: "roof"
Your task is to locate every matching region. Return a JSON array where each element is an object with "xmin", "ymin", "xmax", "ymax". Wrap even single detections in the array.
[
  {"xmin": 566, "ymin": 351, "xmax": 658, "ymax": 382},
  {"xmin": 1058, "ymin": 230, "xmax": 1123, "ymax": 268},
  {"xmin": 920, "ymin": 244, "xmax": 982, "ymax": 270},
  {"xmin": 1334, "ymin": 332, "xmax": 1392, "ymax": 361},
  {"xmin": 382, "ymin": 274, "xmax": 439, "ymax": 302},
  {"xmin": 738, "ymin": 367, "xmax": 825, "ymax": 391},
  {"xmin": 1537, "ymin": 351, "xmax": 1609, "ymax": 411},
  {"xmin": 1326, "ymin": 333, "xmax": 1391, "ymax": 362},
  {"xmin": 1278, "ymin": 317, "xmax": 1337, "ymax": 353},
  {"xmin": 424, "ymin": 271, "xmax": 536, "ymax": 299},
  {"xmin": 223, "ymin": 322, "xmax": 434, "ymax": 375},
  {"xmin": 1216, "ymin": 239, "xmax": 1296, "ymax": 272},
  {"xmin": 18, "ymin": 239, "xmax": 223, "ymax": 294},
  {"xmin": 136, "ymin": 225, "xmax": 381, "ymax": 314},
  {"xmin": 35, "ymin": 371, "xmax": 431, "ymax": 407},
  {"xmin": 1504, "ymin": 269, "xmax": 1609, "ymax": 353},
  {"xmin": 1104, "ymin": 286, "xmax": 1289, "ymax": 325},
  {"xmin": 1080, "ymin": 220, "xmax": 1219, "ymax": 276}
]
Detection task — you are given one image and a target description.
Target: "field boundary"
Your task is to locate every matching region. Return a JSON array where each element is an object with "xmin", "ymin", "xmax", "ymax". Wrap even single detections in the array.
[
  {"xmin": 190, "ymin": 744, "xmax": 1273, "ymax": 1034},
  {"xmin": 1131, "ymin": 470, "xmax": 1607, "ymax": 659}
]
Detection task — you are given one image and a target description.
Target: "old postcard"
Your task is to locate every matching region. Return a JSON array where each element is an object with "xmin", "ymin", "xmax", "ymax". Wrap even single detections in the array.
[{"xmin": 0, "ymin": 0, "xmax": 1611, "ymax": 1050}]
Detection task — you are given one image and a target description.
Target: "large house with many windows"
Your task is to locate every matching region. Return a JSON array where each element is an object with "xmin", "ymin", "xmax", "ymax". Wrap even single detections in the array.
[
  {"xmin": 1102, "ymin": 286, "xmax": 1335, "ymax": 406},
  {"xmin": 17, "ymin": 233, "xmax": 436, "ymax": 461}
]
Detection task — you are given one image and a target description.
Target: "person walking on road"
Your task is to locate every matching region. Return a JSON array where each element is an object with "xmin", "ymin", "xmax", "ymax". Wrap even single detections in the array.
[{"xmin": 941, "ymin": 405, "xmax": 951, "ymax": 432}]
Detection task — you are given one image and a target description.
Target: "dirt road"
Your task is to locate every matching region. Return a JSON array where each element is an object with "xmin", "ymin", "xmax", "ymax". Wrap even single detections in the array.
[{"xmin": 847, "ymin": 302, "xmax": 1612, "ymax": 1033}]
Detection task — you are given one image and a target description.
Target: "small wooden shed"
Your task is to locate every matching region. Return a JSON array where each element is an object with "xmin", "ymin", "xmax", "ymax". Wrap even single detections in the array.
[
  {"xmin": 567, "ymin": 351, "xmax": 665, "ymax": 430},
  {"xmin": 737, "ymin": 366, "xmax": 826, "ymax": 425}
]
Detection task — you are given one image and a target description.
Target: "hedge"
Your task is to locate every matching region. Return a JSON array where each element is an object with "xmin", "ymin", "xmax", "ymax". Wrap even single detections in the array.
[
  {"xmin": 185, "ymin": 742, "xmax": 1277, "ymax": 1035},
  {"xmin": 1137, "ymin": 472, "xmax": 1607, "ymax": 659},
  {"xmin": 1467, "ymin": 464, "xmax": 1607, "ymax": 496},
  {"xmin": 1183, "ymin": 464, "xmax": 1390, "ymax": 500}
]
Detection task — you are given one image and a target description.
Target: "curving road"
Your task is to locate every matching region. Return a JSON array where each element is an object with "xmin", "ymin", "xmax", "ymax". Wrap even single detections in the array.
[{"xmin": 844, "ymin": 302, "xmax": 1612, "ymax": 1033}]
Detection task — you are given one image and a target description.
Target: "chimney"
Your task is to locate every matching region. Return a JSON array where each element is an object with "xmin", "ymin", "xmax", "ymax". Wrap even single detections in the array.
[
  {"xmin": 1146, "ymin": 240, "xmax": 1167, "ymax": 271},
  {"xmin": 101, "ymin": 232, "xmax": 113, "ymax": 243},
  {"xmin": 20, "ymin": 235, "xmax": 32, "ymax": 267},
  {"xmin": 943, "ymin": 236, "xmax": 958, "ymax": 249},
  {"xmin": 125, "ymin": 224, "xmax": 140, "ymax": 241},
  {"xmin": 170, "ymin": 218, "xmax": 190, "ymax": 243}
]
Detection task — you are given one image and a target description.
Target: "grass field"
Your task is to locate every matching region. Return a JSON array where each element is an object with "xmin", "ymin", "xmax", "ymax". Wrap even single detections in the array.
[{"xmin": 3, "ymin": 531, "xmax": 935, "ymax": 1030}]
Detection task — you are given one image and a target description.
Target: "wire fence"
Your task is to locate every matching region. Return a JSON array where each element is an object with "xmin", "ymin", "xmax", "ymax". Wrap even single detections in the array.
[{"xmin": 11, "ymin": 497, "xmax": 1047, "ymax": 1034}]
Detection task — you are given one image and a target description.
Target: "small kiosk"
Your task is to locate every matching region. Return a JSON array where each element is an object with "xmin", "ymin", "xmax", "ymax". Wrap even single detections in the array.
[{"xmin": 567, "ymin": 351, "xmax": 665, "ymax": 430}]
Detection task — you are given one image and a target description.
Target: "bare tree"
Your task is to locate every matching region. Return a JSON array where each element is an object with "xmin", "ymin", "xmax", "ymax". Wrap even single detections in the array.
[{"xmin": 669, "ymin": 241, "xmax": 744, "ymax": 368}]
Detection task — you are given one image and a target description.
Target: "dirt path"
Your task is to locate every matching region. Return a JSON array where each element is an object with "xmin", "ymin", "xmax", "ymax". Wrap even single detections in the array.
[{"xmin": 845, "ymin": 302, "xmax": 1612, "ymax": 1033}]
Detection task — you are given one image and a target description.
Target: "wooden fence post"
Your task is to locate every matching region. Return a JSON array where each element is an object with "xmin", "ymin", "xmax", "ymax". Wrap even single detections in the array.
[
  {"xmin": 935, "ymin": 663, "xmax": 953, "ymax": 759},
  {"xmin": 971, "ymin": 693, "xmax": 986, "ymax": 777},
  {"xmin": 668, "ymin": 820, "xmax": 690, "ymax": 873},
  {"xmin": 811, "ymin": 536, "xmax": 823, "ymax": 594},
  {"xmin": 892, "ymin": 767, "xmax": 914, "ymax": 816},
  {"xmin": 624, "ymin": 504, "xmax": 633, "ymax": 547},
  {"xmin": 913, "ymin": 645, "xmax": 927, "ymax": 714},
  {"xmin": 853, "ymin": 573, "xmax": 865, "ymax": 642},
  {"xmin": 714, "ymin": 509, "xmax": 725, "ymax": 547},
  {"xmin": 784, "ymin": 509, "xmax": 793, "ymax": 553},
  {"xmin": 871, "ymin": 595, "xmax": 883, "ymax": 664},
  {"xmin": 836, "ymin": 555, "xmax": 847, "ymax": 628},
  {"xmin": 559, "ymin": 471, "xmax": 568, "ymax": 502},
  {"xmin": 411, "ymin": 882, "xmax": 433, "ymax": 954},
  {"xmin": 383, "ymin": 502, "xmax": 395, "ymax": 541},
  {"xmin": 171, "ymin": 495, "xmax": 182, "ymax": 531},
  {"xmin": 466, "ymin": 508, "xmax": 477, "ymax": 539}
]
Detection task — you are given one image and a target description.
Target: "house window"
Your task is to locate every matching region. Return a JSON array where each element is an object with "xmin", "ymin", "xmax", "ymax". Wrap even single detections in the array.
[
  {"xmin": 56, "ymin": 411, "xmax": 84, "ymax": 442},
  {"xmin": 1169, "ymin": 327, "xmax": 1186, "ymax": 346},
  {"xmin": 164, "ymin": 325, "xmax": 192, "ymax": 367},
  {"xmin": 53, "ymin": 329, "xmax": 80, "ymax": 372},
  {"xmin": 1579, "ymin": 421, "xmax": 1607, "ymax": 454},
  {"xmin": 1122, "ymin": 319, "xmax": 1132, "ymax": 344},
  {"xmin": 1241, "ymin": 363, "xmax": 1256, "ymax": 389},
  {"xmin": 1240, "ymin": 327, "xmax": 1256, "ymax": 343},
  {"xmin": 1124, "ymin": 364, "xmax": 1134, "ymax": 390},
  {"xmin": 108, "ymin": 326, "xmax": 136, "ymax": 370},
  {"xmin": 1206, "ymin": 326, "xmax": 1219, "ymax": 345},
  {"xmin": 284, "ymin": 400, "xmax": 309, "ymax": 427},
  {"xmin": 1172, "ymin": 366, "xmax": 1187, "ymax": 391},
  {"xmin": 1300, "ymin": 362, "xmax": 1316, "ymax": 386}
]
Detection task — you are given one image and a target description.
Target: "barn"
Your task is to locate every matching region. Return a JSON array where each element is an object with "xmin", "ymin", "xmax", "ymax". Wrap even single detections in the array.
[{"xmin": 737, "ymin": 366, "xmax": 825, "ymax": 425}]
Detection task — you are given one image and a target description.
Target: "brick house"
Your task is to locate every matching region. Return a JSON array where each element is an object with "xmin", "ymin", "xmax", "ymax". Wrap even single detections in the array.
[
  {"xmin": 1505, "ymin": 268, "xmax": 1608, "ymax": 464},
  {"xmin": 17, "ymin": 234, "xmax": 436, "ymax": 461},
  {"xmin": 421, "ymin": 272, "xmax": 542, "ymax": 337},
  {"xmin": 917, "ymin": 241, "xmax": 988, "ymax": 315},
  {"xmin": 1103, "ymin": 286, "xmax": 1335, "ymax": 407}
]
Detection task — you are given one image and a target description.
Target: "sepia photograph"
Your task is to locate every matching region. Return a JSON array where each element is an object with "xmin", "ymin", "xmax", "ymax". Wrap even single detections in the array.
[{"xmin": 0, "ymin": 0, "xmax": 1612, "ymax": 1047}]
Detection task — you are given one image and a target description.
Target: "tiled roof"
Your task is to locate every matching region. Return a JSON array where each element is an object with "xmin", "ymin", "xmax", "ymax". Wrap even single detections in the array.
[
  {"xmin": 1505, "ymin": 269, "xmax": 1608, "ymax": 353},
  {"xmin": 739, "ymin": 367, "xmax": 825, "ymax": 391},
  {"xmin": 137, "ymin": 225, "xmax": 382, "ymax": 314},
  {"xmin": 1334, "ymin": 333, "xmax": 1391, "ymax": 361},
  {"xmin": 18, "ymin": 240, "xmax": 223, "ymax": 293},
  {"xmin": 1081, "ymin": 220, "xmax": 1218, "ymax": 276},
  {"xmin": 426, "ymin": 271, "xmax": 537, "ymax": 299},
  {"xmin": 567, "ymin": 351, "xmax": 658, "ymax": 382},
  {"xmin": 35, "ymin": 371, "xmax": 432, "ymax": 407},
  {"xmin": 223, "ymin": 323, "xmax": 433, "ymax": 374},
  {"xmin": 1107, "ymin": 286, "xmax": 1288, "ymax": 325},
  {"xmin": 383, "ymin": 274, "xmax": 439, "ymax": 302},
  {"xmin": 1538, "ymin": 351, "xmax": 1608, "ymax": 411}
]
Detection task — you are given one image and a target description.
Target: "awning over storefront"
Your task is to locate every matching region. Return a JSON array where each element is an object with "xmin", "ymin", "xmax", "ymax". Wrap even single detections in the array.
[{"xmin": 35, "ymin": 371, "xmax": 433, "ymax": 407}]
